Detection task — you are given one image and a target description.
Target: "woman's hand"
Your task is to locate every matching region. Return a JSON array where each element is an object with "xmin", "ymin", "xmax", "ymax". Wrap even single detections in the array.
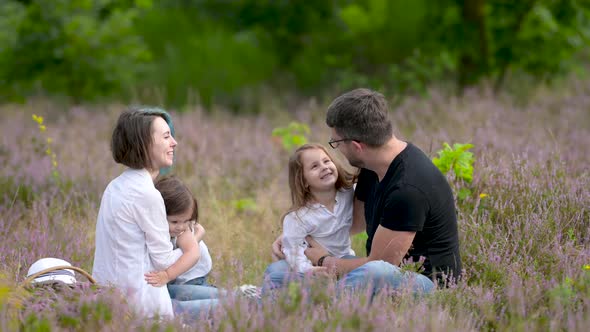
[
  {"xmin": 144, "ymin": 270, "xmax": 171, "ymax": 287},
  {"xmin": 271, "ymin": 235, "xmax": 285, "ymax": 261}
]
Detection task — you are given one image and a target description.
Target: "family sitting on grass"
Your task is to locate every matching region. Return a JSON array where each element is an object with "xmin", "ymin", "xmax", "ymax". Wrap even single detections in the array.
[{"xmin": 90, "ymin": 88, "xmax": 462, "ymax": 322}]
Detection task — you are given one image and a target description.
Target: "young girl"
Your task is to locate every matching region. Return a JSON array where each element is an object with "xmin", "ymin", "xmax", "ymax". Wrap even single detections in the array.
[
  {"xmin": 281, "ymin": 143, "xmax": 357, "ymax": 274},
  {"xmin": 145, "ymin": 176, "xmax": 216, "ymax": 296}
]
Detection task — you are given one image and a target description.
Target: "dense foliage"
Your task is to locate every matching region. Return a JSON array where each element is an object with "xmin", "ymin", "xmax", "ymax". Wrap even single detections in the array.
[{"xmin": 1, "ymin": 0, "xmax": 589, "ymax": 107}]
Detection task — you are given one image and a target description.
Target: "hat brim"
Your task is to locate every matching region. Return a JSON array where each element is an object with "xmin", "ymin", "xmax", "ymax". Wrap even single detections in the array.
[{"xmin": 32, "ymin": 274, "xmax": 77, "ymax": 285}]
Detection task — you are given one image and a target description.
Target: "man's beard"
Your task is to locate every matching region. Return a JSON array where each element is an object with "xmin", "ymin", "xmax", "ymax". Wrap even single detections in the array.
[{"xmin": 346, "ymin": 153, "xmax": 364, "ymax": 169}]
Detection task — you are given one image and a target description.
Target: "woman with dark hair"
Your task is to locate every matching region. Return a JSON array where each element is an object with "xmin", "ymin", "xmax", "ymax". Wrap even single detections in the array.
[{"xmin": 92, "ymin": 107, "xmax": 216, "ymax": 320}]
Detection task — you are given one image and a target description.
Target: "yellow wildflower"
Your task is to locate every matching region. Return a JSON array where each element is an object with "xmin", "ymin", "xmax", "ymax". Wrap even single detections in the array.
[
  {"xmin": 46, "ymin": 137, "xmax": 52, "ymax": 144},
  {"xmin": 479, "ymin": 193, "xmax": 488, "ymax": 199},
  {"xmin": 32, "ymin": 114, "xmax": 44, "ymax": 124},
  {"xmin": 584, "ymin": 264, "xmax": 590, "ymax": 271},
  {"xmin": 39, "ymin": 125, "xmax": 46, "ymax": 132},
  {"xmin": 52, "ymin": 160, "xmax": 58, "ymax": 168},
  {"xmin": 45, "ymin": 148, "xmax": 51, "ymax": 155}
]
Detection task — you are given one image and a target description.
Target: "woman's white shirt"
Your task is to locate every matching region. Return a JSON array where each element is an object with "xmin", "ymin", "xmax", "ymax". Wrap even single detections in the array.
[
  {"xmin": 92, "ymin": 168, "xmax": 183, "ymax": 318},
  {"xmin": 281, "ymin": 187, "xmax": 355, "ymax": 273}
]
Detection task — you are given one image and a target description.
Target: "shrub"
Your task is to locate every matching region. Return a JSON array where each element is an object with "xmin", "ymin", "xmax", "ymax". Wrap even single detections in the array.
[{"xmin": 0, "ymin": 0, "xmax": 150, "ymax": 102}]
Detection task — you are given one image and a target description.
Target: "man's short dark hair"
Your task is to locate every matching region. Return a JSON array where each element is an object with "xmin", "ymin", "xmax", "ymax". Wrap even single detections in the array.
[
  {"xmin": 111, "ymin": 108, "xmax": 167, "ymax": 169},
  {"xmin": 326, "ymin": 88, "xmax": 393, "ymax": 147}
]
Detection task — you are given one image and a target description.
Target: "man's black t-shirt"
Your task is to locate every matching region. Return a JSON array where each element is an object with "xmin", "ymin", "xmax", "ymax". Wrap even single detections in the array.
[{"xmin": 355, "ymin": 143, "xmax": 462, "ymax": 282}]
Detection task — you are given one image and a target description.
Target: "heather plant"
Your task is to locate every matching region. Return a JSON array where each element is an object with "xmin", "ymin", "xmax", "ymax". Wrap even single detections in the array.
[
  {"xmin": 0, "ymin": 76, "xmax": 589, "ymax": 330},
  {"xmin": 14, "ymin": 283, "xmax": 184, "ymax": 331}
]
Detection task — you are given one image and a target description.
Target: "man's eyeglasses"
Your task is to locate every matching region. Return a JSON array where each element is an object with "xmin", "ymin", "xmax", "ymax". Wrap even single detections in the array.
[{"xmin": 328, "ymin": 138, "xmax": 352, "ymax": 149}]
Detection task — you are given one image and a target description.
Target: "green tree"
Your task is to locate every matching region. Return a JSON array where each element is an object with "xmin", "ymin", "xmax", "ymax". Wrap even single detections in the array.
[
  {"xmin": 0, "ymin": 0, "xmax": 151, "ymax": 102},
  {"xmin": 429, "ymin": 0, "xmax": 590, "ymax": 91},
  {"xmin": 135, "ymin": 7, "xmax": 278, "ymax": 109}
]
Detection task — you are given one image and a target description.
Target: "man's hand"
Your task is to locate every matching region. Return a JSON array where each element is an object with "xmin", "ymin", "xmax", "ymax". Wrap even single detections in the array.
[
  {"xmin": 144, "ymin": 270, "xmax": 171, "ymax": 287},
  {"xmin": 303, "ymin": 236, "xmax": 329, "ymax": 266},
  {"xmin": 271, "ymin": 235, "xmax": 285, "ymax": 261},
  {"xmin": 306, "ymin": 266, "xmax": 335, "ymax": 279}
]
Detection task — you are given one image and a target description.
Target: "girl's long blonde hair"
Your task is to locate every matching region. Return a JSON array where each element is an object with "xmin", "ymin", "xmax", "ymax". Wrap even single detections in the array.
[{"xmin": 285, "ymin": 143, "xmax": 356, "ymax": 216}]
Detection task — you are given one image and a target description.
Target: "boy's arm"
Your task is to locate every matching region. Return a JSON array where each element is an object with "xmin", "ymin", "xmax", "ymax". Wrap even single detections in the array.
[{"xmin": 145, "ymin": 230, "xmax": 200, "ymax": 286}]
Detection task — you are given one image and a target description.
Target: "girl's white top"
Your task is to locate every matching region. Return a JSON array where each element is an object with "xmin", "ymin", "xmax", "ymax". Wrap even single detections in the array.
[
  {"xmin": 170, "ymin": 231, "xmax": 213, "ymax": 284},
  {"xmin": 282, "ymin": 187, "xmax": 355, "ymax": 273},
  {"xmin": 93, "ymin": 168, "xmax": 183, "ymax": 318}
]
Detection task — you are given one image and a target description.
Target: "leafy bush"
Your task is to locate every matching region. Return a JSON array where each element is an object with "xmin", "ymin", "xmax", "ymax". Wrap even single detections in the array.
[
  {"xmin": 2, "ymin": 0, "xmax": 589, "ymax": 105},
  {"xmin": 433, "ymin": 143, "xmax": 475, "ymax": 200},
  {"xmin": 0, "ymin": 0, "xmax": 150, "ymax": 102},
  {"xmin": 271, "ymin": 122, "xmax": 310, "ymax": 152},
  {"xmin": 135, "ymin": 8, "xmax": 278, "ymax": 109}
]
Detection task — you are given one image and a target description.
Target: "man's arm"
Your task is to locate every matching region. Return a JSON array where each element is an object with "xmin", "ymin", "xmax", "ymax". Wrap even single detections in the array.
[
  {"xmin": 305, "ymin": 226, "xmax": 415, "ymax": 276},
  {"xmin": 367, "ymin": 226, "xmax": 415, "ymax": 265},
  {"xmin": 303, "ymin": 235, "xmax": 365, "ymax": 275},
  {"xmin": 312, "ymin": 181, "xmax": 424, "ymax": 275}
]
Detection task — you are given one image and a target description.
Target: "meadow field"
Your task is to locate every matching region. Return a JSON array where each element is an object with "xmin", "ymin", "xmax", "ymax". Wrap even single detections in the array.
[{"xmin": 0, "ymin": 81, "xmax": 589, "ymax": 331}]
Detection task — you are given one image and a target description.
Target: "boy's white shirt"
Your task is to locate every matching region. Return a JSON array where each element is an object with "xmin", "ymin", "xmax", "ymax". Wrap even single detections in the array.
[
  {"xmin": 282, "ymin": 187, "xmax": 355, "ymax": 273},
  {"xmin": 170, "ymin": 230, "xmax": 213, "ymax": 284},
  {"xmin": 93, "ymin": 168, "xmax": 183, "ymax": 319}
]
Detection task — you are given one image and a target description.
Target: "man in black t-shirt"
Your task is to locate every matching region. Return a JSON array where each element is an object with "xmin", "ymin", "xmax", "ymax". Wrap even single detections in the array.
[
  {"xmin": 354, "ymin": 147, "xmax": 462, "ymax": 283},
  {"xmin": 267, "ymin": 88, "xmax": 461, "ymax": 295}
]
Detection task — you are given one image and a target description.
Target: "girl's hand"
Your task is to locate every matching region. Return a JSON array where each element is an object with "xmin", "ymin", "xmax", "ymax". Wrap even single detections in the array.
[
  {"xmin": 144, "ymin": 270, "xmax": 171, "ymax": 287},
  {"xmin": 194, "ymin": 223, "xmax": 206, "ymax": 242}
]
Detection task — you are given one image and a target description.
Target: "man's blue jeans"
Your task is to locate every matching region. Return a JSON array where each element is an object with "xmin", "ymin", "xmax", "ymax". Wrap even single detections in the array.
[{"xmin": 262, "ymin": 259, "xmax": 435, "ymax": 298}]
